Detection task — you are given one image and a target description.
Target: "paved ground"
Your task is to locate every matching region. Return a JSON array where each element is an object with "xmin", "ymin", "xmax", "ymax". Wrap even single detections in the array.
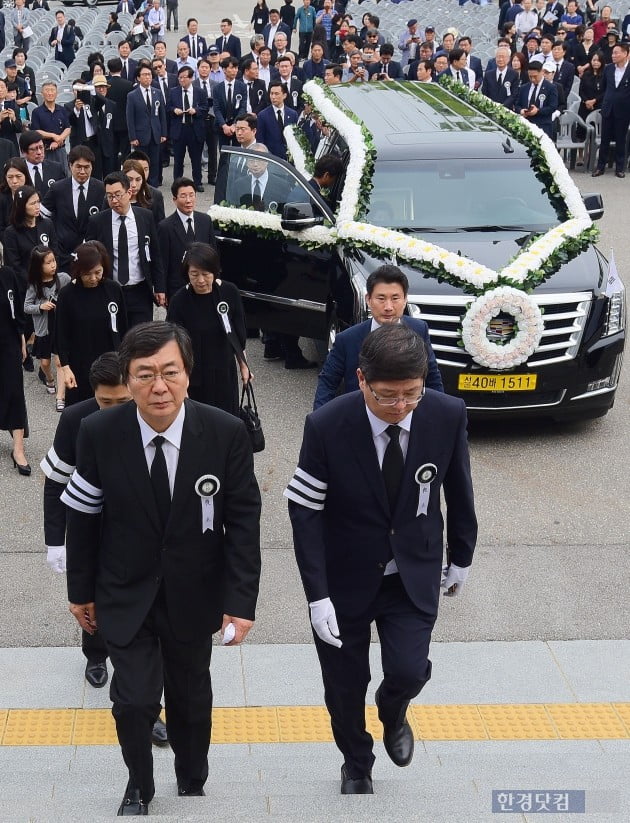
[{"xmin": 0, "ymin": 0, "xmax": 627, "ymax": 819}]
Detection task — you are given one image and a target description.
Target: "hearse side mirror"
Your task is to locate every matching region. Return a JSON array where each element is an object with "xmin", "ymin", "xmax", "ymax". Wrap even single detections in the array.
[
  {"xmin": 281, "ymin": 202, "xmax": 324, "ymax": 231},
  {"xmin": 582, "ymin": 193, "xmax": 604, "ymax": 221}
]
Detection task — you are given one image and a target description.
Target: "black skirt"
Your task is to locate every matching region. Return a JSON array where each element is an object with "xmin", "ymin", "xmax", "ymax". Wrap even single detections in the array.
[{"xmin": 32, "ymin": 334, "xmax": 53, "ymax": 360}]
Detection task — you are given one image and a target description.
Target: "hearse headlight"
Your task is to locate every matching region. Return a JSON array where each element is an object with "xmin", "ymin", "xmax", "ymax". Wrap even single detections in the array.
[{"xmin": 603, "ymin": 284, "xmax": 625, "ymax": 337}]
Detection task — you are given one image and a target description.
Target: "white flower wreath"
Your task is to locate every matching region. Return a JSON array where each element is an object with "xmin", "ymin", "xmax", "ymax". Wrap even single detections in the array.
[{"xmin": 461, "ymin": 287, "xmax": 545, "ymax": 369}]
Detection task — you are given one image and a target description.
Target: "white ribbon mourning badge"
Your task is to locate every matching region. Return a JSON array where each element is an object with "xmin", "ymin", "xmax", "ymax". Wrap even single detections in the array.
[
  {"xmin": 47, "ymin": 178, "xmax": 55, "ymax": 188},
  {"xmin": 234, "ymin": 94, "xmax": 242, "ymax": 108},
  {"xmin": 105, "ymin": 111, "xmax": 113, "ymax": 130},
  {"xmin": 154, "ymin": 99, "xmax": 160, "ymax": 117},
  {"xmin": 292, "ymin": 90, "xmax": 298, "ymax": 108},
  {"xmin": 144, "ymin": 235, "xmax": 151, "ymax": 261},
  {"xmin": 538, "ymin": 94, "xmax": 546, "ymax": 104},
  {"xmin": 257, "ymin": 88, "xmax": 263, "ymax": 103},
  {"xmin": 217, "ymin": 301, "xmax": 231, "ymax": 334},
  {"xmin": 107, "ymin": 301, "xmax": 118, "ymax": 332},
  {"xmin": 195, "ymin": 474, "xmax": 220, "ymax": 533},
  {"xmin": 414, "ymin": 463, "xmax": 437, "ymax": 517},
  {"xmin": 504, "ymin": 81, "xmax": 511, "ymax": 93},
  {"xmin": 7, "ymin": 288, "xmax": 15, "ymax": 320},
  {"xmin": 89, "ymin": 205, "xmax": 99, "ymax": 216},
  {"xmin": 40, "ymin": 233, "xmax": 49, "ymax": 244}
]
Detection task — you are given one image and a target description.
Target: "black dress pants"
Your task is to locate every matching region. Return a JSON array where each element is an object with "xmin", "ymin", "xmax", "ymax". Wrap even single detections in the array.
[
  {"xmin": 105, "ymin": 586, "xmax": 213, "ymax": 801},
  {"xmin": 82, "ymin": 628, "xmax": 108, "ymax": 663},
  {"xmin": 122, "ymin": 281, "xmax": 154, "ymax": 328},
  {"xmin": 313, "ymin": 574, "xmax": 434, "ymax": 778},
  {"xmin": 598, "ymin": 112, "xmax": 630, "ymax": 172}
]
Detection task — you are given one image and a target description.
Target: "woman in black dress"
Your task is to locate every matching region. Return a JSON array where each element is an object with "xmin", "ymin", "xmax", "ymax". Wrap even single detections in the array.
[
  {"xmin": 578, "ymin": 50, "xmax": 605, "ymax": 121},
  {"xmin": 0, "ymin": 158, "xmax": 33, "ymax": 243},
  {"xmin": 167, "ymin": 243, "xmax": 250, "ymax": 415},
  {"xmin": 122, "ymin": 158, "xmax": 165, "ymax": 225},
  {"xmin": 55, "ymin": 241, "xmax": 128, "ymax": 406},
  {"xmin": 251, "ymin": 0, "xmax": 269, "ymax": 34},
  {"xmin": 0, "ymin": 259, "xmax": 30, "ymax": 475}
]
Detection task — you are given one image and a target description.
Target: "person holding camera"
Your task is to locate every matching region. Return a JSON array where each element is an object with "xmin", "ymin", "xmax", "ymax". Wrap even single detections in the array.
[
  {"xmin": 342, "ymin": 50, "xmax": 368, "ymax": 83},
  {"xmin": 398, "ymin": 19, "xmax": 422, "ymax": 68},
  {"xmin": 368, "ymin": 43, "xmax": 403, "ymax": 81}
]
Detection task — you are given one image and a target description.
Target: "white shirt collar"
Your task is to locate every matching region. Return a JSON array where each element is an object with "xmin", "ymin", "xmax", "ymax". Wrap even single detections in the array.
[
  {"xmin": 365, "ymin": 403, "xmax": 413, "ymax": 439},
  {"xmin": 177, "ymin": 208, "xmax": 193, "ymax": 226},
  {"xmin": 370, "ymin": 317, "xmax": 401, "ymax": 332},
  {"xmin": 252, "ymin": 169, "xmax": 269, "ymax": 190},
  {"xmin": 137, "ymin": 402, "xmax": 185, "ymax": 451},
  {"xmin": 72, "ymin": 177, "xmax": 88, "ymax": 192}
]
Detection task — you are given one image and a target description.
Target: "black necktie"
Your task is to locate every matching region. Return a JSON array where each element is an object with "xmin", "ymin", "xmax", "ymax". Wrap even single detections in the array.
[
  {"xmin": 77, "ymin": 183, "xmax": 87, "ymax": 227},
  {"xmin": 117, "ymin": 215, "xmax": 129, "ymax": 285},
  {"xmin": 277, "ymin": 108, "xmax": 284, "ymax": 130},
  {"xmin": 34, "ymin": 165, "xmax": 43, "ymax": 192},
  {"xmin": 202, "ymin": 80, "xmax": 209, "ymax": 98},
  {"xmin": 123, "ymin": 61, "xmax": 128, "ymax": 79},
  {"xmin": 145, "ymin": 89, "xmax": 151, "ymax": 113},
  {"xmin": 456, "ymin": 70, "xmax": 462, "ymax": 83},
  {"xmin": 226, "ymin": 83, "xmax": 233, "ymax": 116},
  {"xmin": 498, "ymin": 72, "xmax": 504, "ymax": 87},
  {"xmin": 252, "ymin": 179, "xmax": 263, "ymax": 210},
  {"xmin": 183, "ymin": 89, "xmax": 191, "ymax": 123},
  {"xmin": 223, "ymin": 36, "xmax": 228, "ymax": 51},
  {"xmin": 186, "ymin": 216, "xmax": 194, "ymax": 240},
  {"xmin": 191, "ymin": 37, "xmax": 196, "ymax": 59},
  {"xmin": 150, "ymin": 435, "xmax": 171, "ymax": 529},
  {"xmin": 382, "ymin": 425, "xmax": 404, "ymax": 513}
]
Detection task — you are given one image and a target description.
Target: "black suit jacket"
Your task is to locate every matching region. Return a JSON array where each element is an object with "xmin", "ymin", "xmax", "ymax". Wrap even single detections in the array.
[
  {"xmin": 92, "ymin": 94, "xmax": 117, "ymax": 159},
  {"xmin": 600, "ymin": 62, "xmax": 630, "ymax": 120},
  {"xmin": 286, "ymin": 390, "xmax": 477, "ymax": 618},
  {"xmin": 243, "ymin": 78, "xmax": 269, "ymax": 113},
  {"xmin": 554, "ymin": 60, "xmax": 575, "ymax": 97},
  {"xmin": 41, "ymin": 176, "xmax": 105, "ymax": 268},
  {"xmin": 106, "ymin": 75, "xmax": 134, "ymax": 133},
  {"xmin": 120, "ymin": 57, "xmax": 138, "ymax": 82},
  {"xmin": 159, "ymin": 210, "xmax": 216, "ymax": 298},
  {"xmin": 152, "ymin": 73, "xmax": 177, "ymax": 107},
  {"xmin": 481, "ymin": 67, "xmax": 520, "ymax": 109},
  {"xmin": 233, "ymin": 172, "xmax": 291, "ymax": 211},
  {"xmin": 85, "ymin": 205, "xmax": 165, "ymax": 293},
  {"xmin": 64, "ymin": 398, "xmax": 261, "ymax": 645},
  {"xmin": 282, "ymin": 76, "xmax": 304, "ymax": 112},
  {"xmin": 215, "ymin": 33, "xmax": 241, "ymax": 59},
  {"xmin": 29, "ymin": 159, "xmax": 66, "ymax": 196}
]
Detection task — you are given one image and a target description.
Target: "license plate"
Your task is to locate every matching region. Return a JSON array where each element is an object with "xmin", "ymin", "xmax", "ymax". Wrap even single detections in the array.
[{"xmin": 458, "ymin": 373, "xmax": 538, "ymax": 391}]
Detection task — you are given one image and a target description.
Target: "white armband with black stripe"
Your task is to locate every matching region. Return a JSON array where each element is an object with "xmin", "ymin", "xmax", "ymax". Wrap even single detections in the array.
[
  {"xmin": 40, "ymin": 446, "xmax": 75, "ymax": 486},
  {"xmin": 283, "ymin": 467, "xmax": 327, "ymax": 511},
  {"xmin": 60, "ymin": 470, "xmax": 104, "ymax": 515}
]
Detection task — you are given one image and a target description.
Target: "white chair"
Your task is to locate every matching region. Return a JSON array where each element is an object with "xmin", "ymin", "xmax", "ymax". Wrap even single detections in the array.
[{"xmin": 556, "ymin": 110, "xmax": 593, "ymax": 170}]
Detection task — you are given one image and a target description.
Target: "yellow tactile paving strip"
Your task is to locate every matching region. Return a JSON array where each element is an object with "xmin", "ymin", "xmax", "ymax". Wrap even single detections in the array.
[{"xmin": 0, "ymin": 704, "xmax": 629, "ymax": 746}]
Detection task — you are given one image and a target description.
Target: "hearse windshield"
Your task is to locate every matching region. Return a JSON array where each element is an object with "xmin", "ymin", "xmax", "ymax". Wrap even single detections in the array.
[{"xmin": 366, "ymin": 158, "xmax": 560, "ymax": 232}]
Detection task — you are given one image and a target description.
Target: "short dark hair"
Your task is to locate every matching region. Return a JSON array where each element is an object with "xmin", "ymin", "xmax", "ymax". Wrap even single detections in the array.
[
  {"xmin": 313, "ymin": 154, "xmax": 343, "ymax": 179},
  {"xmin": 177, "ymin": 66, "xmax": 194, "ymax": 78},
  {"xmin": 186, "ymin": 17, "xmax": 198, "ymax": 26},
  {"xmin": 182, "ymin": 242, "xmax": 221, "ymax": 280},
  {"xmin": 221, "ymin": 17, "xmax": 232, "ymax": 25},
  {"xmin": 359, "ymin": 324, "xmax": 428, "ymax": 383},
  {"xmin": 268, "ymin": 80, "xmax": 286, "ymax": 94},
  {"xmin": 220, "ymin": 56, "xmax": 240, "ymax": 69},
  {"xmin": 276, "ymin": 55, "xmax": 292, "ymax": 64},
  {"xmin": 89, "ymin": 352, "xmax": 124, "ymax": 391},
  {"xmin": 197, "ymin": 58, "xmax": 210, "ymax": 68},
  {"xmin": 171, "ymin": 176, "xmax": 196, "ymax": 197},
  {"xmin": 448, "ymin": 48, "xmax": 465, "ymax": 64},
  {"xmin": 366, "ymin": 264, "xmax": 409, "ymax": 297},
  {"xmin": 344, "ymin": 34, "xmax": 362, "ymax": 49},
  {"xmin": 379, "ymin": 43, "xmax": 394, "ymax": 57},
  {"xmin": 418, "ymin": 59, "xmax": 434, "ymax": 74},
  {"xmin": 104, "ymin": 170, "xmax": 130, "ymax": 191},
  {"xmin": 71, "ymin": 240, "xmax": 111, "ymax": 282},
  {"xmin": 18, "ymin": 130, "xmax": 44, "ymax": 152},
  {"xmin": 241, "ymin": 57, "xmax": 257, "ymax": 73},
  {"xmin": 118, "ymin": 321, "xmax": 194, "ymax": 379},
  {"xmin": 126, "ymin": 148, "xmax": 150, "ymax": 165},
  {"xmin": 458, "ymin": 36, "xmax": 471, "ymax": 46},
  {"xmin": 12, "ymin": 47, "xmax": 26, "ymax": 59},
  {"xmin": 325, "ymin": 64, "xmax": 343, "ymax": 79},
  {"xmin": 553, "ymin": 39, "xmax": 569, "ymax": 53},
  {"xmin": 235, "ymin": 112, "xmax": 258, "ymax": 130},
  {"xmin": 68, "ymin": 145, "xmax": 95, "ymax": 165},
  {"xmin": 107, "ymin": 57, "xmax": 123, "ymax": 73}
]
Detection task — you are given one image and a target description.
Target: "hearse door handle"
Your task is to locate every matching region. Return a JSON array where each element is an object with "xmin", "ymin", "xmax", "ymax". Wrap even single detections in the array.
[{"xmin": 215, "ymin": 235, "xmax": 242, "ymax": 245}]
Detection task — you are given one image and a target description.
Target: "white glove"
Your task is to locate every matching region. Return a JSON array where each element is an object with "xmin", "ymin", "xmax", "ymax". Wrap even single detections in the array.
[
  {"xmin": 309, "ymin": 597, "xmax": 342, "ymax": 648},
  {"xmin": 440, "ymin": 563, "xmax": 470, "ymax": 597},
  {"xmin": 46, "ymin": 545, "xmax": 66, "ymax": 574}
]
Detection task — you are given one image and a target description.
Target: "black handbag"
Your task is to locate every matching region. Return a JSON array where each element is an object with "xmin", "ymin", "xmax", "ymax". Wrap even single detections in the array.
[
  {"xmin": 213, "ymin": 283, "xmax": 265, "ymax": 453},
  {"xmin": 239, "ymin": 380, "xmax": 265, "ymax": 453}
]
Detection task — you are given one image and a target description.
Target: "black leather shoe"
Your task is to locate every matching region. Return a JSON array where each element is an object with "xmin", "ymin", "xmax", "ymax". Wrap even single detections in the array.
[
  {"xmin": 591, "ymin": 168, "xmax": 605, "ymax": 177},
  {"xmin": 376, "ymin": 688, "xmax": 414, "ymax": 766},
  {"xmin": 340, "ymin": 764, "xmax": 373, "ymax": 794},
  {"xmin": 22, "ymin": 354, "xmax": 35, "ymax": 372},
  {"xmin": 196, "ymin": 185, "xmax": 205, "ymax": 193},
  {"xmin": 117, "ymin": 788, "xmax": 149, "ymax": 816},
  {"xmin": 85, "ymin": 660, "xmax": 108, "ymax": 688},
  {"xmin": 263, "ymin": 343, "xmax": 283, "ymax": 361},
  {"xmin": 38, "ymin": 367, "xmax": 47, "ymax": 385},
  {"xmin": 177, "ymin": 786, "xmax": 205, "ymax": 796},
  {"xmin": 151, "ymin": 718, "xmax": 168, "ymax": 747},
  {"xmin": 11, "ymin": 453, "xmax": 31, "ymax": 476},
  {"xmin": 616, "ymin": 171, "xmax": 626, "ymax": 178}
]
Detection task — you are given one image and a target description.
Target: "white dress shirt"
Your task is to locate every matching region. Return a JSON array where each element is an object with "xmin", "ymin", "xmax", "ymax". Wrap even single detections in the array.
[
  {"xmin": 71, "ymin": 176, "xmax": 90, "ymax": 217},
  {"xmin": 137, "ymin": 403, "xmax": 185, "ymax": 495},
  {"xmin": 365, "ymin": 404, "xmax": 413, "ymax": 575},
  {"xmin": 266, "ymin": 23, "xmax": 279, "ymax": 48},
  {"xmin": 614, "ymin": 62, "xmax": 628, "ymax": 87},
  {"xmin": 251, "ymin": 168, "xmax": 269, "ymax": 198},
  {"xmin": 111, "ymin": 207, "xmax": 143, "ymax": 284},
  {"xmin": 177, "ymin": 208, "xmax": 194, "ymax": 232}
]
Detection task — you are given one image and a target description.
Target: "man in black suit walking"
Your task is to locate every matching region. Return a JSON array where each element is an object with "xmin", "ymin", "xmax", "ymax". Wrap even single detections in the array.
[
  {"xmin": 18, "ymin": 129, "xmax": 65, "ymax": 195},
  {"xmin": 127, "ymin": 64, "xmax": 167, "ymax": 188},
  {"xmin": 106, "ymin": 57, "xmax": 133, "ymax": 169},
  {"xmin": 63, "ymin": 321, "xmax": 261, "ymax": 816},
  {"xmin": 159, "ymin": 177, "xmax": 216, "ymax": 299},
  {"xmin": 167, "ymin": 66, "xmax": 208, "ymax": 192},
  {"xmin": 592, "ymin": 42, "xmax": 630, "ymax": 178},
  {"xmin": 286, "ymin": 324, "xmax": 477, "ymax": 794},
  {"xmin": 40, "ymin": 145, "xmax": 104, "ymax": 271},
  {"xmin": 85, "ymin": 171, "xmax": 165, "ymax": 326}
]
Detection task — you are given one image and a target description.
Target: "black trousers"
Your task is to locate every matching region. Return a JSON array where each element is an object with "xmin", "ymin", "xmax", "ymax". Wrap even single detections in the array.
[
  {"xmin": 313, "ymin": 574, "xmax": 434, "ymax": 778},
  {"xmin": 138, "ymin": 138, "xmax": 161, "ymax": 187},
  {"xmin": 122, "ymin": 281, "xmax": 154, "ymax": 328},
  {"xmin": 204, "ymin": 118, "xmax": 218, "ymax": 182},
  {"xmin": 298, "ymin": 31, "xmax": 312, "ymax": 60},
  {"xmin": 82, "ymin": 628, "xmax": 108, "ymax": 663},
  {"xmin": 173, "ymin": 125, "xmax": 203, "ymax": 186},
  {"xmin": 598, "ymin": 112, "xmax": 630, "ymax": 172},
  {"xmin": 105, "ymin": 586, "xmax": 213, "ymax": 801}
]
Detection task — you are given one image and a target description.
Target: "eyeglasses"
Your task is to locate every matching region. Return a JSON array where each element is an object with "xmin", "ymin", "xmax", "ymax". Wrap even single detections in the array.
[
  {"xmin": 367, "ymin": 383, "xmax": 425, "ymax": 407},
  {"xmin": 105, "ymin": 191, "xmax": 126, "ymax": 201},
  {"xmin": 188, "ymin": 271, "xmax": 213, "ymax": 279},
  {"xmin": 129, "ymin": 369, "xmax": 184, "ymax": 386}
]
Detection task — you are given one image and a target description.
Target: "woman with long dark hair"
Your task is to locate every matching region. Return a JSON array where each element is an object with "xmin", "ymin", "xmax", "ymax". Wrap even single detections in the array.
[
  {"xmin": 167, "ymin": 243, "xmax": 250, "ymax": 415},
  {"xmin": 578, "ymin": 50, "xmax": 605, "ymax": 121},
  {"xmin": 122, "ymin": 158, "xmax": 165, "ymax": 225},
  {"xmin": 24, "ymin": 246, "xmax": 70, "ymax": 409},
  {"xmin": 54, "ymin": 241, "xmax": 128, "ymax": 405},
  {"xmin": 0, "ymin": 158, "xmax": 32, "ymax": 242},
  {"xmin": 0, "ymin": 249, "xmax": 30, "ymax": 475},
  {"xmin": 511, "ymin": 51, "xmax": 530, "ymax": 87},
  {"xmin": 251, "ymin": 0, "xmax": 269, "ymax": 34}
]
